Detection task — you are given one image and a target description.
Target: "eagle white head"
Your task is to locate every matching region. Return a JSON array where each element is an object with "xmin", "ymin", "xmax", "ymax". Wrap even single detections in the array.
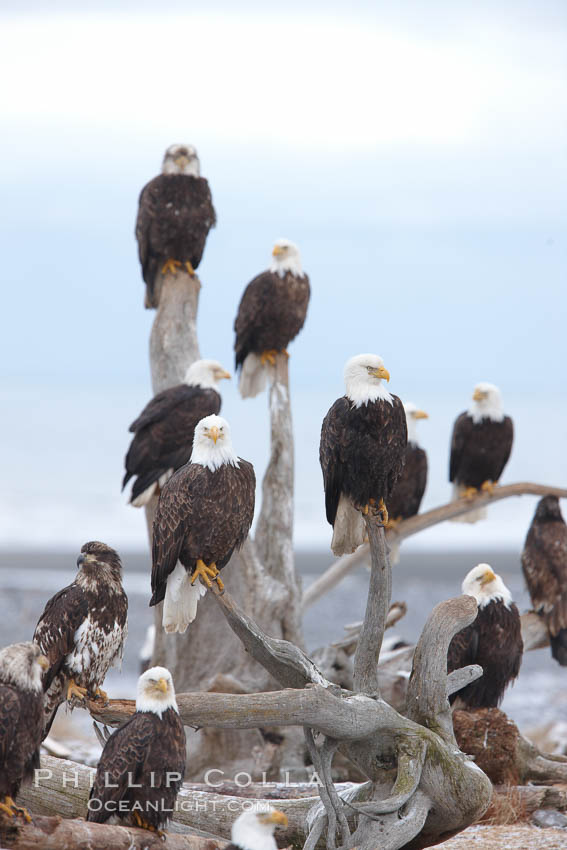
[
  {"xmin": 344, "ymin": 353, "xmax": 393, "ymax": 408},
  {"xmin": 0, "ymin": 642, "xmax": 48, "ymax": 693},
  {"xmin": 403, "ymin": 402, "xmax": 428, "ymax": 445},
  {"xmin": 462, "ymin": 563, "xmax": 513, "ymax": 609},
  {"xmin": 162, "ymin": 144, "xmax": 200, "ymax": 177},
  {"xmin": 136, "ymin": 666, "xmax": 178, "ymax": 717},
  {"xmin": 467, "ymin": 382, "xmax": 505, "ymax": 423},
  {"xmin": 184, "ymin": 359, "xmax": 231, "ymax": 390},
  {"xmin": 269, "ymin": 238, "xmax": 303, "ymax": 278},
  {"xmin": 231, "ymin": 807, "xmax": 288, "ymax": 850},
  {"xmin": 191, "ymin": 414, "xmax": 239, "ymax": 472}
]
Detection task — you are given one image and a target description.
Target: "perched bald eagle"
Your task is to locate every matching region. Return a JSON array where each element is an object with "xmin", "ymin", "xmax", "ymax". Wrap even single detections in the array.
[
  {"xmin": 136, "ymin": 144, "xmax": 216, "ymax": 308},
  {"xmin": 522, "ymin": 496, "xmax": 567, "ymax": 665},
  {"xmin": 387, "ymin": 403, "xmax": 428, "ymax": 564},
  {"xmin": 226, "ymin": 808, "xmax": 289, "ymax": 850},
  {"xmin": 123, "ymin": 359, "xmax": 231, "ymax": 507},
  {"xmin": 234, "ymin": 239, "xmax": 310, "ymax": 398},
  {"xmin": 0, "ymin": 643, "xmax": 47, "ymax": 823},
  {"xmin": 448, "ymin": 564, "xmax": 522, "ymax": 709},
  {"xmin": 150, "ymin": 415, "xmax": 255, "ymax": 633},
  {"xmin": 449, "ymin": 383, "xmax": 513, "ymax": 523},
  {"xmin": 87, "ymin": 667, "xmax": 185, "ymax": 837},
  {"xmin": 33, "ymin": 542, "xmax": 128, "ymax": 737},
  {"xmin": 320, "ymin": 354, "xmax": 407, "ymax": 556}
]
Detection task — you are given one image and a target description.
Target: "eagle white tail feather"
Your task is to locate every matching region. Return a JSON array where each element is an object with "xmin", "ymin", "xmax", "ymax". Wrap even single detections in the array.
[
  {"xmin": 163, "ymin": 562, "xmax": 206, "ymax": 633},
  {"xmin": 450, "ymin": 484, "xmax": 488, "ymax": 523},
  {"xmin": 239, "ymin": 353, "xmax": 268, "ymax": 399},
  {"xmin": 131, "ymin": 483, "xmax": 157, "ymax": 507},
  {"xmin": 331, "ymin": 495, "xmax": 366, "ymax": 556}
]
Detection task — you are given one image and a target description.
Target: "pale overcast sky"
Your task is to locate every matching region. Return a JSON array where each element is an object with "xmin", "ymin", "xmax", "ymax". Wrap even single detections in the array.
[{"xmin": 1, "ymin": 2, "xmax": 565, "ymax": 550}]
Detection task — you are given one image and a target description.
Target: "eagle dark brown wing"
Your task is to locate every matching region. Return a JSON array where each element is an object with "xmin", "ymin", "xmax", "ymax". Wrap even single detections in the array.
[
  {"xmin": 150, "ymin": 460, "xmax": 256, "ymax": 606},
  {"xmin": 320, "ymin": 397, "xmax": 350, "ymax": 527},
  {"xmin": 522, "ymin": 497, "xmax": 567, "ymax": 664},
  {"xmin": 33, "ymin": 584, "xmax": 89, "ymax": 691},
  {"xmin": 0, "ymin": 684, "xmax": 43, "ymax": 798},
  {"xmin": 449, "ymin": 412, "xmax": 470, "ymax": 483},
  {"xmin": 234, "ymin": 271, "xmax": 310, "ymax": 370},
  {"xmin": 136, "ymin": 174, "xmax": 216, "ymax": 308},
  {"xmin": 123, "ymin": 385, "xmax": 221, "ymax": 502},
  {"xmin": 87, "ymin": 710, "xmax": 186, "ymax": 826},
  {"xmin": 388, "ymin": 444, "xmax": 427, "ymax": 520}
]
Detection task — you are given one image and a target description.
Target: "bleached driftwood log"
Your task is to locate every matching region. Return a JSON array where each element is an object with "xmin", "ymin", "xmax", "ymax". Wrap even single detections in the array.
[
  {"xmin": 302, "ymin": 482, "xmax": 567, "ymax": 610},
  {"xmin": 0, "ymin": 815, "xmax": 223, "ymax": 850},
  {"xmin": 91, "ymin": 515, "xmax": 493, "ymax": 850}
]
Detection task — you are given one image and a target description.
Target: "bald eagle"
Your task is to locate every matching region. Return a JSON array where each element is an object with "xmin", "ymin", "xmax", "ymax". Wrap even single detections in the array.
[
  {"xmin": 123, "ymin": 359, "xmax": 231, "ymax": 507},
  {"xmin": 150, "ymin": 415, "xmax": 255, "ymax": 633},
  {"xmin": 522, "ymin": 496, "xmax": 567, "ymax": 665},
  {"xmin": 234, "ymin": 239, "xmax": 310, "ymax": 398},
  {"xmin": 319, "ymin": 354, "xmax": 407, "ymax": 556},
  {"xmin": 448, "ymin": 564, "xmax": 522, "ymax": 709},
  {"xmin": 449, "ymin": 383, "xmax": 513, "ymax": 523},
  {"xmin": 33, "ymin": 542, "xmax": 128, "ymax": 737},
  {"xmin": 87, "ymin": 667, "xmax": 185, "ymax": 837},
  {"xmin": 0, "ymin": 642, "xmax": 48, "ymax": 823},
  {"xmin": 226, "ymin": 808, "xmax": 289, "ymax": 850},
  {"xmin": 387, "ymin": 403, "xmax": 428, "ymax": 564},
  {"xmin": 136, "ymin": 144, "xmax": 216, "ymax": 309}
]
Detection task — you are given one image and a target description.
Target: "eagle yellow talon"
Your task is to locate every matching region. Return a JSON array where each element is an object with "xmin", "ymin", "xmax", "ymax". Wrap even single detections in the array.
[
  {"xmin": 481, "ymin": 480, "xmax": 497, "ymax": 494},
  {"xmin": 93, "ymin": 687, "xmax": 108, "ymax": 704},
  {"xmin": 385, "ymin": 516, "xmax": 402, "ymax": 531},
  {"xmin": 185, "ymin": 261, "xmax": 195, "ymax": 276},
  {"xmin": 161, "ymin": 258, "xmax": 182, "ymax": 276},
  {"xmin": 0, "ymin": 797, "xmax": 31, "ymax": 823},
  {"xmin": 260, "ymin": 349, "xmax": 278, "ymax": 367},
  {"xmin": 67, "ymin": 679, "xmax": 88, "ymax": 702},
  {"xmin": 191, "ymin": 559, "xmax": 220, "ymax": 590},
  {"xmin": 377, "ymin": 498, "xmax": 389, "ymax": 526},
  {"xmin": 462, "ymin": 486, "xmax": 479, "ymax": 500}
]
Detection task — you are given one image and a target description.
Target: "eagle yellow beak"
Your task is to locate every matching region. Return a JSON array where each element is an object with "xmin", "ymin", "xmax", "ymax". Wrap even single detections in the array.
[
  {"xmin": 480, "ymin": 568, "xmax": 496, "ymax": 586},
  {"xmin": 259, "ymin": 810, "xmax": 288, "ymax": 827},
  {"xmin": 157, "ymin": 678, "xmax": 168, "ymax": 693},
  {"xmin": 473, "ymin": 389, "xmax": 487, "ymax": 402},
  {"xmin": 372, "ymin": 366, "xmax": 390, "ymax": 382},
  {"xmin": 174, "ymin": 155, "xmax": 189, "ymax": 169},
  {"xmin": 38, "ymin": 655, "xmax": 49, "ymax": 672},
  {"xmin": 272, "ymin": 244, "xmax": 284, "ymax": 256},
  {"xmin": 218, "ymin": 370, "xmax": 231, "ymax": 380},
  {"xmin": 209, "ymin": 425, "xmax": 220, "ymax": 444},
  {"xmin": 414, "ymin": 410, "xmax": 429, "ymax": 419}
]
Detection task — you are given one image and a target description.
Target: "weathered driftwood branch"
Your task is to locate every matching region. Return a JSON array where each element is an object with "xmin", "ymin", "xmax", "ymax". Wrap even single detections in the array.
[
  {"xmin": 302, "ymin": 481, "xmax": 567, "ymax": 610},
  {"xmin": 352, "ymin": 518, "xmax": 391, "ymax": 695},
  {"xmin": 0, "ymin": 814, "xmax": 221, "ymax": 850}
]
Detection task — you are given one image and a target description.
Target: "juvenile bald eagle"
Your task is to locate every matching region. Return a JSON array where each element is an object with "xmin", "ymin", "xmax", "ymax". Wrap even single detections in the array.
[
  {"xmin": 87, "ymin": 667, "xmax": 185, "ymax": 837},
  {"xmin": 0, "ymin": 642, "xmax": 48, "ymax": 823},
  {"xmin": 33, "ymin": 542, "xmax": 128, "ymax": 737},
  {"xmin": 522, "ymin": 496, "xmax": 567, "ymax": 665},
  {"xmin": 136, "ymin": 144, "xmax": 216, "ymax": 308},
  {"xmin": 150, "ymin": 415, "xmax": 255, "ymax": 633},
  {"xmin": 448, "ymin": 564, "xmax": 522, "ymax": 709},
  {"xmin": 234, "ymin": 239, "xmax": 310, "ymax": 398},
  {"xmin": 449, "ymin": 383, "xmax": 513, "ymax": 523},
  {"xmin": 226, "ymin": 808, "xmax": 289, "ymax": 850},
  {"xmin": 123, "ymin": 359, "xmax": 231, "ymax": 506},
  {"xmin": 320, "ymin": 354, "xmax": 407, "ymax": 556}
]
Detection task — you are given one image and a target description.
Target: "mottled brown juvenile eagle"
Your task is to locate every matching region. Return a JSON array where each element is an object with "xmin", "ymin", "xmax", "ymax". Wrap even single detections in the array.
[
  {"xmin": 87, "ymin": 667, "xmax": 185, "ymax": 837},
  {"xmin": 320, "ymin": 354, "xmax": 407, "ymax": 556},
  {"xmin": 234, "ymin": 238, "xmax": 310, "ymax": 398},
  {"xmin": 123, "ymin": 358, "xmax": 230, "ymax": 506},
  {"xmin": 33, "ymin": 542, "xmax": 128, "ymax": 737},
  {"xmin": 136, "ymin": 144, "xmax": 216, "ymax": 308},
  {"xmin": 449, "ymin": 383, "xmax": 513, "ymax": 523},
  {"xmin": 448, "ymin": 564, "xmax": 523, "ymax": 709},
  {"xmin": 522, "ymin": 496, "xmax": 567, "ymax": 665},
  {"xmin": 151, "ymin": 414, "xmax": 255, "ymax": 633},
  {"xmin": 0, "ymin": 642, "xmax": 48, "ymax": 823}
]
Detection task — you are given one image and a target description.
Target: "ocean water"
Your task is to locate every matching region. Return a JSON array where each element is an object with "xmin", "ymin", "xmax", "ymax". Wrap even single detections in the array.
[{"xmin": 0, "ymin": 547, "xmax": 564, "ymax": 738}]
